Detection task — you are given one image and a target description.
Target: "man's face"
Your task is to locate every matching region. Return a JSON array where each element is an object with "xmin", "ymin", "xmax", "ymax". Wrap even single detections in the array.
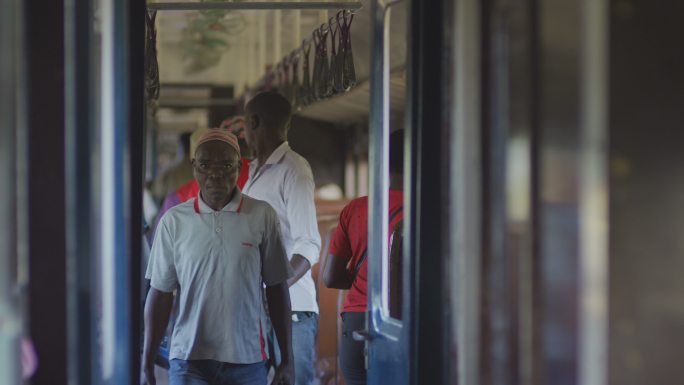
[{"xmin": 192, "ymin": 141, "xmax": 241, "ymax": 206}]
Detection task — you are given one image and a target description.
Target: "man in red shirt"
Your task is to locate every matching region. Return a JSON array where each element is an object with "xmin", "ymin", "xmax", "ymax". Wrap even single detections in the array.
[{"xmin": 322, "ymin": 130, "xmax": 404, "ymax": 385}]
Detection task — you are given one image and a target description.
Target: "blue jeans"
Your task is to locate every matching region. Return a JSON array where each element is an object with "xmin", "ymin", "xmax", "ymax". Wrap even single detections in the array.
[
  {"xmin": 169, "ymin": 359, "xmax": 267, "ymax": 385},
  {"xmin": 269, "ymin": 311, "xmax": 318, "ymax": 385}
]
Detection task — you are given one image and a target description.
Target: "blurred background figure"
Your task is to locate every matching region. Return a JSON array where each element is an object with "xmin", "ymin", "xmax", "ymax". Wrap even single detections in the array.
[{"xmin": 151, "ymin": 132, "xmax": 193, "ymax": 203}]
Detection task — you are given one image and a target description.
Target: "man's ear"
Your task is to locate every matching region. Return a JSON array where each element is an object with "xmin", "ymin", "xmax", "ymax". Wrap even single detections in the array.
[
  {"xmin": 250, "ymin": 115, "xmax": 260, "ymax": 130},
  {"xmin": 191, "ymin": 158, "xmax": 198, "ymax": 177}
]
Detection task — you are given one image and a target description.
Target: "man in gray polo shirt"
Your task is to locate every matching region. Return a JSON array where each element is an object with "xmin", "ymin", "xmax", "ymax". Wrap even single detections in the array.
[{"xmin": 142, "ymin": 129, "xmax": 295, "ymax": 385}]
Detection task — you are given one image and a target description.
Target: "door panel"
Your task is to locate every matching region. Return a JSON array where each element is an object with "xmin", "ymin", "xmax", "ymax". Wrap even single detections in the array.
[{"xmin": 366, "ymin": 2, "xmax": 409, "ymax": 385}]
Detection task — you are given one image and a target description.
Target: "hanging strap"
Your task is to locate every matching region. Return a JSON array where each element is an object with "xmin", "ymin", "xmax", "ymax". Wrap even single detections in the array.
[
  {"xmin": 339, "ymin": 10, "xmax": 356, "ymax": 91},
  {"xmin": 352, "ymin": 205, "xmax": 404, "ymax": 280},
  {"xmin": 144, "ymin": 10, "xmax": 160, "ymax": 103},
  {"xmin": 300, "ymin": 40, "xmax": 312, "ymax": 105},
  {"xmin": 290, "ymin": 52, "xmax": 300, "ymax": 108}
]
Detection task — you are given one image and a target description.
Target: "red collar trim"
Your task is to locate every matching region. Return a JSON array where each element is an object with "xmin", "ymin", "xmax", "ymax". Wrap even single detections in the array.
[
  {"xmin": 236, "ymin": 196, "xmax": 244, "ymax": 214},
  {"xmin": 193, "ymin": 196, "xmax": 200, "ymax": 214}
]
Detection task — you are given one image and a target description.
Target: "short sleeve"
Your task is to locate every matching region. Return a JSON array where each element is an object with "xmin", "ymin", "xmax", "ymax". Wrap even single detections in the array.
[
  {"xmin": 328, "ymin": 203, "xmax": 353, "ymax": 262},
  {"xmin": 260, "ymin": 206, "xmax": 294, "ymax": 286},
  {"xmin": 145, "ymin": 218, "xmax": 179, "ymax": 292}
]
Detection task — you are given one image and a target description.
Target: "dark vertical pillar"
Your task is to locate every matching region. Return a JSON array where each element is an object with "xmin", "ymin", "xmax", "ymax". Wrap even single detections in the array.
[
  {"xmin": 537, "ymin": 1, "xmax": 582, "ymax": 383},
  {"xmin": 480, "ymin": 1, "xmax": 513, "ymax": 383},
  {"xmin": 609, "ymin": 2, "xmax": 684, "ymax": 383},
  {"xmin": 479, "ymin": 1, "xmax": 542, "ymax": 384},
  {"xmin": 128, "ymin": 0, "xmax": 146, "ymax": 382},
  {"xmin": 409, "ymin": 0, "xmax": 450, "ymax": 383},
  {"xmin": 25, "ymin": 0, "xmax": 67, "ymax": 383},
  {"xmin": 64, "ymin": 0, "xmax": 95, "ymax": 383},
  {"xmin": 528, "ymin": 2, "xmax": 543, "ymax": 384},
  {"xmin": 479, "ymin": 1, "xmax": 545, "ymax": 385}
]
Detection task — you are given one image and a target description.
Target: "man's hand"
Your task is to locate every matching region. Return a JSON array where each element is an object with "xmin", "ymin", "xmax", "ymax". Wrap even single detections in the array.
[
  {"xmin": 140, "ymin": 361, "xmax": 156, "ymax": 385},
  {"xmin": 270, "ymin": 361, "xmax": 294, "ymax": 385},
  {"xmin": 265, "ymin": 282, "xmax": 294, "ymax": 385},
  {"xmin": 141, "ymin": 288, "xmax": 174, "ymax": 385},
  {"xmin": 286, "ymin": 254, "xmax": 311, "ymax": 287}
]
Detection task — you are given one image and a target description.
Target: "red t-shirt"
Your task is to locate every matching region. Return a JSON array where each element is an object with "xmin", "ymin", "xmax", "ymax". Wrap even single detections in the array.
[{"xmin": 328, "ymin": 190, "xmax": 404, "ymax": 313}]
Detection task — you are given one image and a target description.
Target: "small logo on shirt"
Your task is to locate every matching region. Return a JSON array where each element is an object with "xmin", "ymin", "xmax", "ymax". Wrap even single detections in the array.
[{"xmin": 242, "ymin": 242, "xmax": 254, "ymax": 248}]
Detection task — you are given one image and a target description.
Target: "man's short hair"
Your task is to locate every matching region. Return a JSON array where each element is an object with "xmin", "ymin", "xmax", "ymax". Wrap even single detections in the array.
[
  {"xmin": 389, "ymin": 129, "xmax": 405, "ymax": 174},
  {"xmin": 244, "ymin": 91, "xmax": 291, "ymax": 132}
]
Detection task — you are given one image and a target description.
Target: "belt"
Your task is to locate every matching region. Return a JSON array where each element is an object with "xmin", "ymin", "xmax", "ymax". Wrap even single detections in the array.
[{"xmin": 291, "ymin": 311, "xmax": 316, "ymax": 322}]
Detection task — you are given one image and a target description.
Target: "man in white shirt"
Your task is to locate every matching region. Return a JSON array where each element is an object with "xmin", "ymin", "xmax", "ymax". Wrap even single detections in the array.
[
  {"xmin": 142, "ymin": 129, "xmax": 295, "ymax": 385},
  {"xmin": 241, "ymin": 92, "xmax": 322, "ymax": 385}
]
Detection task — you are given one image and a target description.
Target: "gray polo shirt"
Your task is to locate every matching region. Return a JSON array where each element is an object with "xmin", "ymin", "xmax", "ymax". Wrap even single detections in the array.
[{"xmin": 146, "ymin": 188, "xmax": 293, "ymax": 364}]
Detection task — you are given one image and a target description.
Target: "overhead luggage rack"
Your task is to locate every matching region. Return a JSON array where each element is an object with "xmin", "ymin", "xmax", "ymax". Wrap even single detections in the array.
[{"xmin": 147, "ymin": 1, "xmax": 362, "ymax": 11}]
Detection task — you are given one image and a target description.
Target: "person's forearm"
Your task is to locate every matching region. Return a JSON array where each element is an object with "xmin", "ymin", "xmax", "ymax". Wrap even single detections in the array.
[
  {"xmin": 286, "ymin": 254, "xmax": 311, "ymax": 287},
  {"xmin": 143, "ymin": 288, "xmax": 174, "ymax": 367},
  {"xmin": 323, "ymin": 253, "xmax": 353, "ymax": 289},
  {"xmin": 266, "ymin": 282, "xmax": 293, "ymax": 364}
]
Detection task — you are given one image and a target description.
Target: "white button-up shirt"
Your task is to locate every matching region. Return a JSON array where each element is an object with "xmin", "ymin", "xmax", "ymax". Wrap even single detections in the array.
[
  {"xmin": 146, "ymin": 189, "xmax": 293, "ymax": 363},
  {"xmin": 242, "ymin": 141, "xmax": 321, "ymax": 313}
]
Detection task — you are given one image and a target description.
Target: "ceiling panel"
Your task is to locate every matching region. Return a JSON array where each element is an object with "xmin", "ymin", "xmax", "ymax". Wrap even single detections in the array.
[{"xmin": 148, "ymin": 0, "xmax": 408, "ymax": 126}]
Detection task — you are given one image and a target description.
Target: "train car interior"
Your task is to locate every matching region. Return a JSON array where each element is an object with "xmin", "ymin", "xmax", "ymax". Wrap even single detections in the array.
[
  {"xmin": 141, "ymin": 3, "xmax": 408, "ymax": 383},
  {"xmin": 1, "ymin": 0, "xmax": 683, "ymax": 385}
]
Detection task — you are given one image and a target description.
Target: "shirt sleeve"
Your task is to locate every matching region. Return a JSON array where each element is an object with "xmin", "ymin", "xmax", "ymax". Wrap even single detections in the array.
[
  {"xmin": 145, "ymin": 217, "xmax": 179, "ymax": 292},
  {"xmin": 283, "ymin": 163, "xmax": 322, "ymax": 265},
  {"xmin": 261, "ymin": 206, "xmax": 295, "ymax": 286},
  {"xmin": 328, "ymin": 203, "xmax": 353, "ymax": 261}
]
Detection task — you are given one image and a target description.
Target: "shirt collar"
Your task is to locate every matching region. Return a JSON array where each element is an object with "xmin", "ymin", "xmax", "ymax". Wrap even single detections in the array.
[
  {"xmin": 194, "ymin": 187, "xmax": 244, "ymax": 214},
  {"xmin": 250, "ymin": 141, "xmax": 290, "ymax": 170}
]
